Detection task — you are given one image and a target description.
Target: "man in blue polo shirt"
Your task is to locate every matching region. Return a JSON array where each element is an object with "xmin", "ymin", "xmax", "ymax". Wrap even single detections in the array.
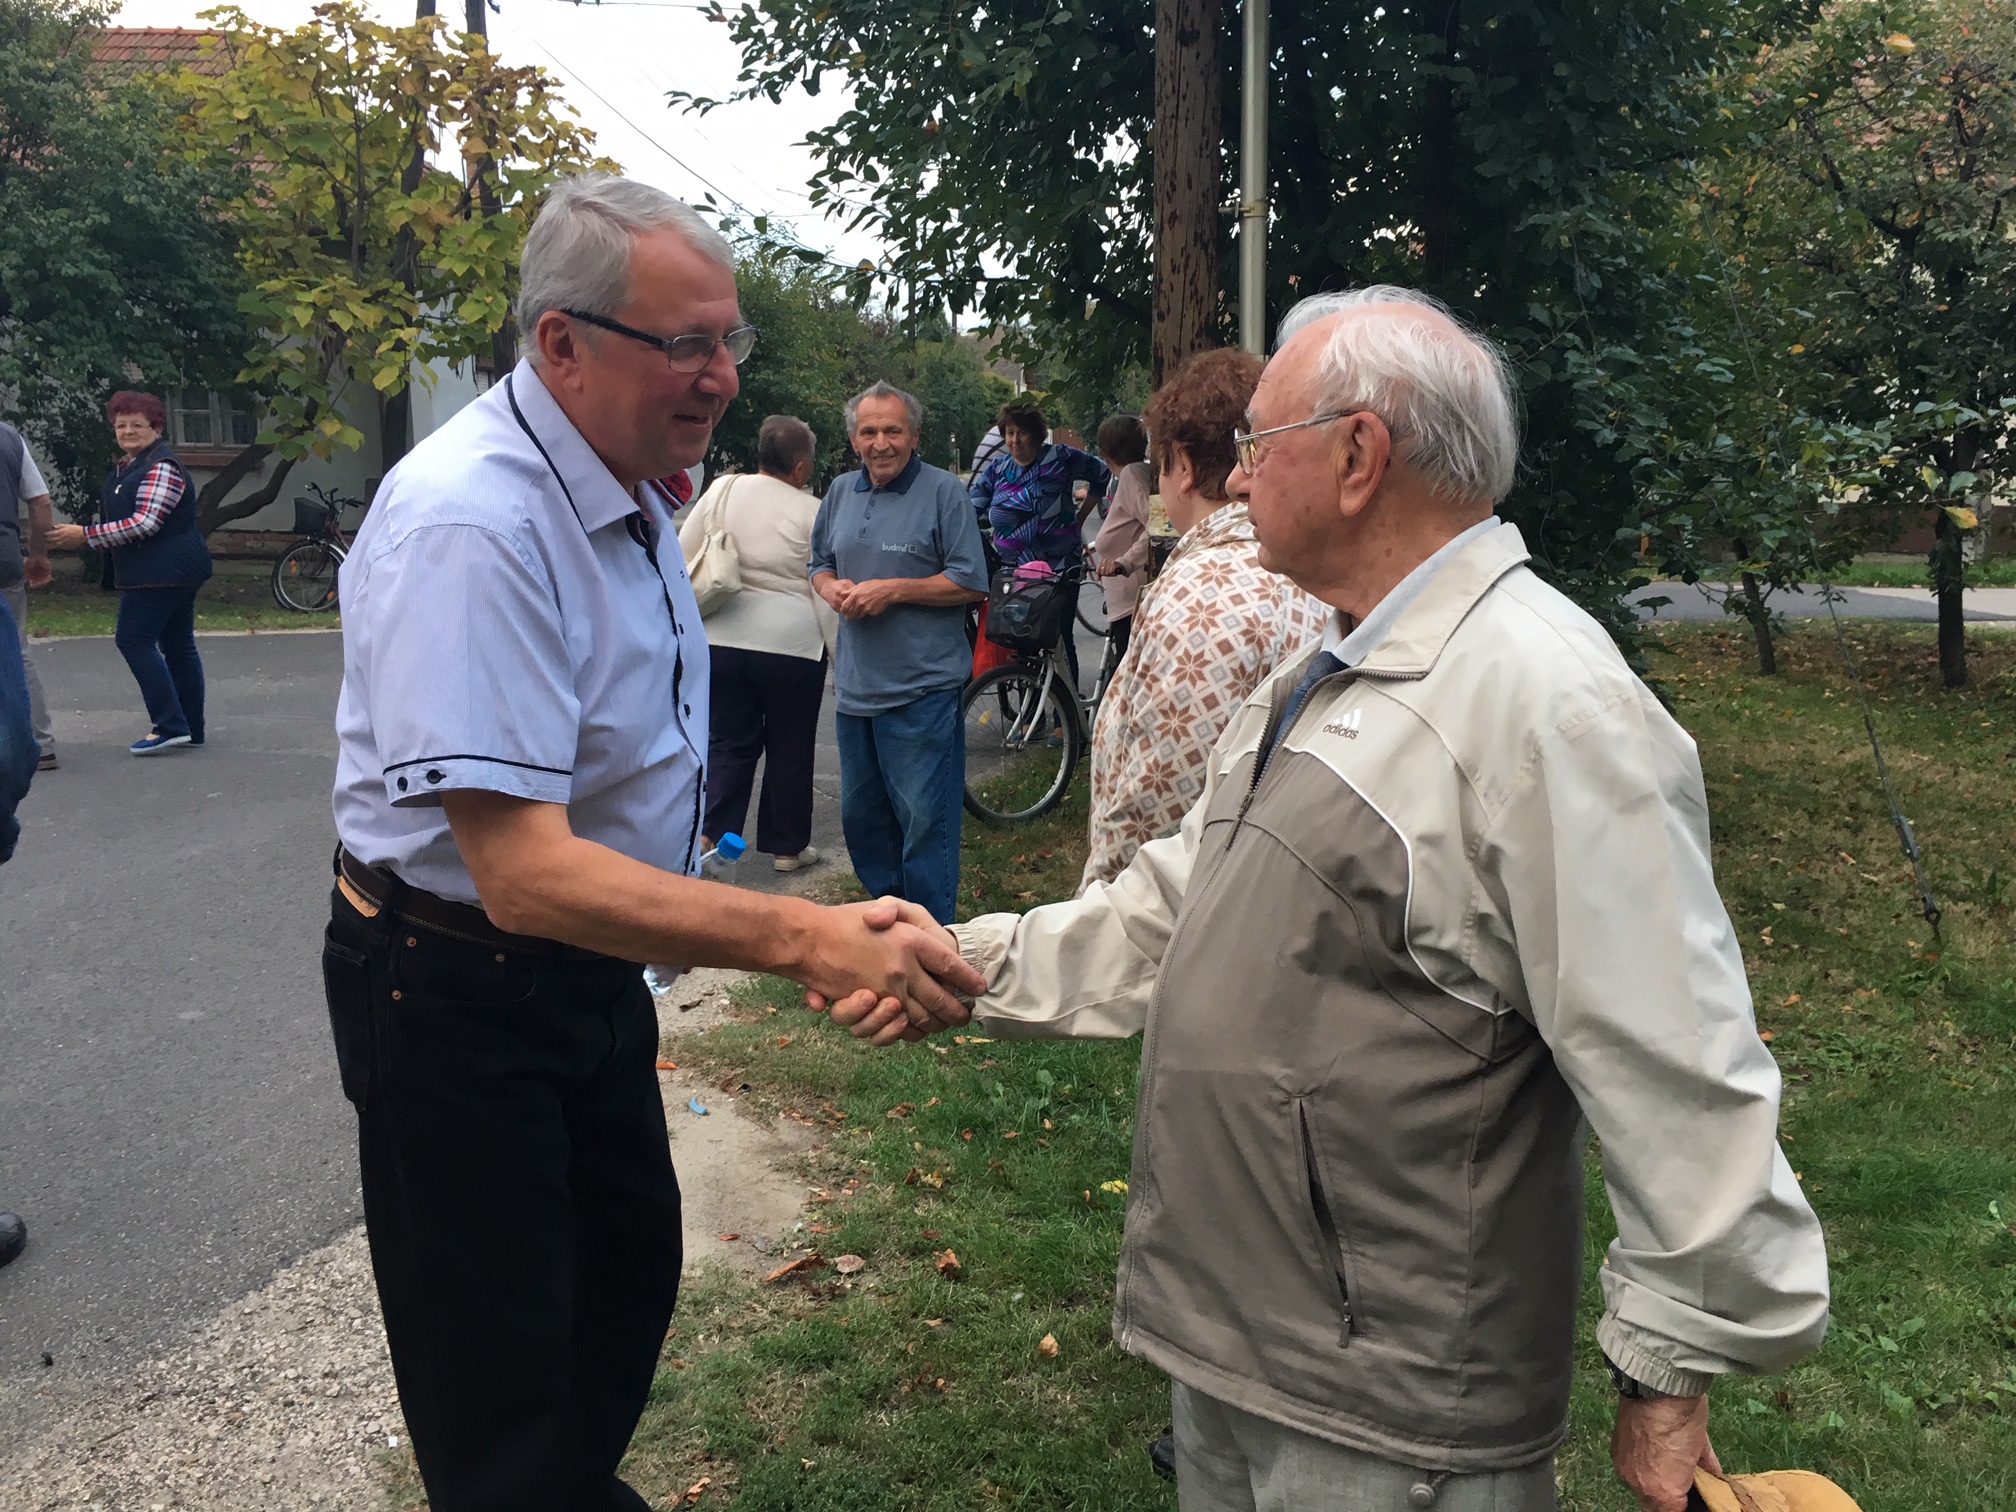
[{"xmin": 810, "ymin": 382, "xmax": 988, "ymax": 923}]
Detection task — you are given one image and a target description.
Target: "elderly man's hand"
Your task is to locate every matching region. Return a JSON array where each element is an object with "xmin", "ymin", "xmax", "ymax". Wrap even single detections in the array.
[
  {"xmin": 23, "ymin": 555, "xmax": 51, "ymax": 588},
  {"xmin": 840, "ymin": 578, "xmax": 904, "ymax": 618},
  {"xmin": 797, "ymin": 898, "xmax": 979, "ymax": 1039},
  {"xmin": 808, "ymin": 897, "xmax": 973, "ymax": 1042},
  {"xmin": 1612, "ymin": 1394, "xmax": 1718, "ymax": 1512}
]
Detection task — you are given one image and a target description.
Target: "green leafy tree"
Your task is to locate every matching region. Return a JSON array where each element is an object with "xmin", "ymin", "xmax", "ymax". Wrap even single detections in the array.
[
  {"xmin": 174, "ymin": 2, "xmax": 608, "ymax": 532},
  {"xmin": 1727, "ymin": 0, "xmax": 2016, "ymax": 687},
  {"xmin": 0, "ymin": 0, "xmax": 248, "ymax": 510},
  {"xmin": 685, "ymin": 0, "xmax": 1789, "ymax": 647}
]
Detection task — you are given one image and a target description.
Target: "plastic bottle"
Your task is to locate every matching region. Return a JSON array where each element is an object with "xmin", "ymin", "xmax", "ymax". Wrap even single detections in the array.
[{"xmin": 646, "ymin": 833, "xmax": 749, "ymax": 997}]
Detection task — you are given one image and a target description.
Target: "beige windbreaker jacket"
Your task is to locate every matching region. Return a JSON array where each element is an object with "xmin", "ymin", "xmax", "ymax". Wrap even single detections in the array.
[{"xmin": 952, "ymin": 523, "xmax": 1829, "ymax": 1472}]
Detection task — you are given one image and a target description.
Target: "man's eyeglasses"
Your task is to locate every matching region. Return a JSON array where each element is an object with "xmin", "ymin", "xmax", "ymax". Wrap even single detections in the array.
[
  {"xmin": 562, "ymin": 309, "xmax": 759, "ymax": 372},
  {"xmin": 1231, "ymin": 411, "xmax": 1348, "ymax": 473}
]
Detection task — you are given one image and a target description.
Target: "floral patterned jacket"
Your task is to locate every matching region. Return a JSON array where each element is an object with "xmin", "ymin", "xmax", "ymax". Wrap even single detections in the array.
[{"xmin": 1079, "ymin": 502, "xmax": 1329, "ymax": 893}]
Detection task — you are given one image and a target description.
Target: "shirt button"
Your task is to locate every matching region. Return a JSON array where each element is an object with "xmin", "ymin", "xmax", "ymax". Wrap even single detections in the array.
[
  {"xmin": 426, "ymin": 769, "xmax": 444, "ymax": 784},
  {"xmin": 396, "ymin": 777, "xmax": 409, "ymax": 792}
]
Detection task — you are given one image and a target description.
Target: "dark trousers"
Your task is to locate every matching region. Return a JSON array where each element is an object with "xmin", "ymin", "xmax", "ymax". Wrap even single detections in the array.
[
  {"xmin": 1108, "ymin": 612, "xmax": 1132, "ymax": 662},
  {"xmin": 702, "ymin": 645, "xmax": 826, "ymax": 857},
  {"xmin": 323, "ymin": 889, "xmax": 681, "ymax": 1512},
  {"xmin": 834, "ymin": 686, "xmax": 964, "ymax": 924},
  {"xmin": 115, "ymin": 586, "xmax": 204, "ymax": 741}
]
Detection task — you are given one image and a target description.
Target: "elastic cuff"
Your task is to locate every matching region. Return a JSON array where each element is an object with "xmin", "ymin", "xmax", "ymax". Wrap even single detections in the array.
[
  {"xmin": 949, "ymin": 919, "xmax": 1011, "ymax": 995},
  {"xmin": 1596, "ymin": 1321, "xmax": 1716, "ymax": 1399}
]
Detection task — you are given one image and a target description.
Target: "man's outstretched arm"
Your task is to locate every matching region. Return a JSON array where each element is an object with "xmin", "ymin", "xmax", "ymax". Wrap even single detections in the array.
[{"xmin": 443, "ymin": 791, "xmax": 983, "ymax": 1026}]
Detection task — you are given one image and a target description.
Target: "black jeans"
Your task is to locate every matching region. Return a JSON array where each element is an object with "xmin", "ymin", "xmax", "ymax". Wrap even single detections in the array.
[
  {"xmin": 115, "ymin": 586, "xmax": 204, "ymax": 741},
  {"xmin": 702, "ymin": 645, "xmax": 826, "ymax": 857},
  {"xmin": 323, "ymin": 889, "xmax": 681, "ymax": 1512}
]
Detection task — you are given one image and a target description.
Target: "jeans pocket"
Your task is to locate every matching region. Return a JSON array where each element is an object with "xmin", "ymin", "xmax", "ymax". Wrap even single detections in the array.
[{"xmin": 322, "ymin": 931, "xmax": 375, "ymax": 1110}]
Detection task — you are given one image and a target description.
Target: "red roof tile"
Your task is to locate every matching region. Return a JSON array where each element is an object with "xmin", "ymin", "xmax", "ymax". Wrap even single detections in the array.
[{"xmin": 90, "ymin": 27, "xmax": 230, "ymax": 77}]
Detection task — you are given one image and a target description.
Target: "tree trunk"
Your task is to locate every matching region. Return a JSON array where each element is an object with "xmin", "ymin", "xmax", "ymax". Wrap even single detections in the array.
[
  {"xmin": 381, "ymin": 387, "xmax": 413, "ymax": 480},
  {"xmin": 1152, "ymin": 0, "xmax": 1223, "ymax": 387},
  {"xmin": 1740, "ymin": 570, "xmax": 1776, "ymax": 675},
  {"xmin": 1931, "ymin": 507, "xmax": 1968, "ymax": 688},
  {"xmin": 195, "ymin": 445, "xmax": 298, "ymax": 537},
  {"xmin": 1418, "ymin": 0, "xmax": 1463, "ymax": 283}
]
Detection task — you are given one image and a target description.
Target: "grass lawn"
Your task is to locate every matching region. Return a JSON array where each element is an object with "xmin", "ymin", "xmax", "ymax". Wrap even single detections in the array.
[
  {"xmin": 16, "ymin": 560, "xmax": 337, "ymax": 637},
  {"xmin": 379, "ymin": 623, "xmax": 2015, "ymax": 1511}
]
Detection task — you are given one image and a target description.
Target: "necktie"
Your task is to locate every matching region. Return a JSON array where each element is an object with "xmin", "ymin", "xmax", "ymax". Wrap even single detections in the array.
[{"xmin": 1260, "ymin": 650, "xmax": 1346, "ymax": 776}]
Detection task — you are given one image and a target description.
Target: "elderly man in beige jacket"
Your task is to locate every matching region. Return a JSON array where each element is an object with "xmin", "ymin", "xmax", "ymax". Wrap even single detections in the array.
[{"xmin": 827, "ymin": 287, "xmax": 1831, "ymax": 1512}]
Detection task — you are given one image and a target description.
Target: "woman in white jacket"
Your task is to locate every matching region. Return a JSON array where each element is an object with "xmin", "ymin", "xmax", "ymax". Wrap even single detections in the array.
[{"xmin": 680, "ymin": 415, "xmax": 838, "ymax": 872}]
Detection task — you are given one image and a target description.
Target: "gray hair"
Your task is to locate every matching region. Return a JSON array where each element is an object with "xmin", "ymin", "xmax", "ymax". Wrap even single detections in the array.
[
  {"xmin": 844, "ymin": 380, "xmax": 922, "ymax": 437},
  {"xmin": 757, "ymin": 414, "xmax": 817, "ymax": 476},
  {"xmin": 1274, "ymin": 287, "xmax": 1519, "ymax": 505},
  {"xmin": 516, "ymin": 172, "xmax": 735, "ymax": 352}
]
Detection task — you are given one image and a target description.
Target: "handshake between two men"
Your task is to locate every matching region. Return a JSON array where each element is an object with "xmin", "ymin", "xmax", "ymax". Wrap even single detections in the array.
[{"xmin": 801, "ymin": 896, "xmax": 975, "ymax": 1044}]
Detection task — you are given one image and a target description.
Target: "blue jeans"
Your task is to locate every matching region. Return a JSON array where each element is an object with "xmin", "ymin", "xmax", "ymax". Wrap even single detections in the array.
[
  {"xmin": 115, "ymin": 587, "xmax": 205, "ymax": 741},
  {"xmin": 835, "ymin": 686, "xmax": 964, "ymax": 924}
]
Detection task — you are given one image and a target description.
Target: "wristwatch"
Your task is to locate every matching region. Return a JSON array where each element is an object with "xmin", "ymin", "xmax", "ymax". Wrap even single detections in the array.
[{"xmin": 1605, "ymin": 1354, "xmax": 1667, "ymax": 1400}]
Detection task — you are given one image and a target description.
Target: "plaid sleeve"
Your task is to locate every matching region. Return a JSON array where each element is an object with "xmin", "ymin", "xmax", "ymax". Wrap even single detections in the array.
[{"xmin": 87, "ymin": 463, "xmax": 185, "ymax": 548}]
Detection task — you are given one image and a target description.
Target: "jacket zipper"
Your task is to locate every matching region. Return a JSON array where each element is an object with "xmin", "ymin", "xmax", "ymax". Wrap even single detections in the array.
[
  {"xmin": 1297, "ymin": 1098, "xmax": 1356, "ymax": 1345},
  {"xmin": 1226, "ymin": 665, "xmax": 1358, "ymax": 851}
]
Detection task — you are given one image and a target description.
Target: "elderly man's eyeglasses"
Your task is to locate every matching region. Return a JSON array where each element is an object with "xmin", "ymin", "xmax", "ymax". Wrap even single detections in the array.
[
  {"xmin": 562, "ymin": 309, "xmax": 759, "ymax": 372},
  {"xmin": 1231, "ymin": 411, "xmax": 1348, "ymax": 473}
]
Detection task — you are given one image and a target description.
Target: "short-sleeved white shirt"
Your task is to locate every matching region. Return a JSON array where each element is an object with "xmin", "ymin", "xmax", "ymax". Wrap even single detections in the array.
[{"xmin": 332, "ymin": 360, "xmax": 711, "ymax": 905}]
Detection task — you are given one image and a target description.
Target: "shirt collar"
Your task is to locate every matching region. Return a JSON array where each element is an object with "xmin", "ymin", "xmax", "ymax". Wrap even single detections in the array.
[
  {"xmin": 505, "ymin": 360, "xmax": 650, "ymax": 535},
  {"xmin": 1322, "ymin": 517, "xmax": 1505, "ymax": 665},
  {"xmin": 853, "ymin": 453, "xmax": 923, "ymax": 494}
]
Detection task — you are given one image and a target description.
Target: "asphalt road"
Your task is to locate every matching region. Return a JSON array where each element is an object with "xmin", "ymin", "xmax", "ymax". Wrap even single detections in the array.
[
  {"xmin": 0, "ymin": 629, "xmax": 847, "ymax": 1433},
  {"xmin": 1631, "ymin": 580, "xmax": 2016, "ymax": 621}
]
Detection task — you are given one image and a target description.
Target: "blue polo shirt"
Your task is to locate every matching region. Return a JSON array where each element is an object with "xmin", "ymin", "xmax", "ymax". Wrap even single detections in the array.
[{"xmin": 808, "ymin": 454, "xmax": 988, "ymax": 716}]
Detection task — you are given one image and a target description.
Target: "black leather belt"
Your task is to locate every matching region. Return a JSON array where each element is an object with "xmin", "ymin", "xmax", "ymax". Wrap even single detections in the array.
[{"xmin": 335, "ymin": 848, "xmax": 613, "ymax": 961}]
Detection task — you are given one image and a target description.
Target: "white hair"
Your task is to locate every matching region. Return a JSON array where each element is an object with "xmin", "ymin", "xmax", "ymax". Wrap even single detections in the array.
[
  {"xmin": 516, "ymin": 172, "xmax": 734, "ymax": 355},
  {"xmin": 1274, "ymin": 286, "xmax": 1519, "ymax": 505},
  {"xmin": 844, "ymin": 380, "xmax": 923, "ymax": 436}
]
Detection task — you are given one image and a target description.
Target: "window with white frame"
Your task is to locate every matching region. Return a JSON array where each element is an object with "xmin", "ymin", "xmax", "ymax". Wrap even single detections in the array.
[{"xmin": 168, "ymin": 390, "xmax": 259, "ymax": 449}]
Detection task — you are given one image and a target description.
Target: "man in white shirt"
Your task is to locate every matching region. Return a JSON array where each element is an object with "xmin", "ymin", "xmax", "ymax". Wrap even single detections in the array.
[{"xmin": 0, "ymin": 422, "xmax": 55, "ymax": 769}]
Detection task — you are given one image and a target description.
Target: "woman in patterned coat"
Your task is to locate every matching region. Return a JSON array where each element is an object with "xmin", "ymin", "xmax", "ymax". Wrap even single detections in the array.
[{"xmin": 1079, "ymin": 350, "xmax": 1328, "ymax": 893}]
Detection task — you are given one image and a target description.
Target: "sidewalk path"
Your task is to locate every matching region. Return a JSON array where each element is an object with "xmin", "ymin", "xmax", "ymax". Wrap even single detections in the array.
[
  {"xmin": 0, "ymin": 630, "xmax": 848, "ymax": 1453},
  {"xmin": 1631, "ymin": 581, "xmax": 2016, "ymax": 622}
]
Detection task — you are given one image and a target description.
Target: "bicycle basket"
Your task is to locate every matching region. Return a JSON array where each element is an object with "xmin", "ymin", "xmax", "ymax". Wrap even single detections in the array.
[
  {"xmin": 292, "ymin": 497, "xmax": 335, "ymax": 537},
  {"xmin": 985, "ymin": 570, "xmax": 1069, "ymax": 654}
]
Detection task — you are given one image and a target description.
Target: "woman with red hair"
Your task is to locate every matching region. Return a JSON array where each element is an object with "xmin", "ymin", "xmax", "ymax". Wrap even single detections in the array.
[{"xmin": 49, "ymin": 391, "xmax": 211, "ymax": 754}]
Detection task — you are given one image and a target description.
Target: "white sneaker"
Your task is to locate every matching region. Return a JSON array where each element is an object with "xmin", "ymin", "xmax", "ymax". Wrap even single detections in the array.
[{"xmin": 773, "ymin": 846, "xmax": 823, "ymax": 873}]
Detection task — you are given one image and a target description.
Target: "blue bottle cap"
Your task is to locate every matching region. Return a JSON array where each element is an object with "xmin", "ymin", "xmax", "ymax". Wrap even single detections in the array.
[{"xmin": 717, "ymin": 832, "xmax": 748, "ymax": 861}]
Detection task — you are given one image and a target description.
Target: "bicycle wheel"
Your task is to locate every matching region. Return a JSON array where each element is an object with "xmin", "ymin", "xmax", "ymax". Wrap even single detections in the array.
[
  {"xmin": 963, "ymin": 662, "xmax": 1082, "ymax": 823},
  {"xmin": 273, "ymin": 540, "xmax": 342, "ymax": 612},
  {"xmin": 1074, "ymin": 577, "xmax": 1110, "ymax": 638}
]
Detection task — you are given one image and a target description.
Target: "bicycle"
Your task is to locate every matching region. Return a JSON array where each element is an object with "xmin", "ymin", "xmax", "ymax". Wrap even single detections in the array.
[
  {"xmin": 272, "ymin": 482, "xmax": 363, "ymax": 613},
  {"xmin": 962, "ymin": 563, "xmax": 1128, "ymax": 824}
]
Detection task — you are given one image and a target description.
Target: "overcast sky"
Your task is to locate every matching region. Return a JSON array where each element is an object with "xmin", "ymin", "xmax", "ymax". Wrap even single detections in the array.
[{"xmin": 110, "ymin": 0, "xmax": 890, "ymax": 267}]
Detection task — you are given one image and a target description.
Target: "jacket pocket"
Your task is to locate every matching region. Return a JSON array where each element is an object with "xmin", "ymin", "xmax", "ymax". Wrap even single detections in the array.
[
  {"xmin": 321, "ymin": 931, "xmax": 374, "ymax": 1111},
  {"xmin": 1296, "ymin": 1097, "xmax": 1357, "ymax": 1347}
]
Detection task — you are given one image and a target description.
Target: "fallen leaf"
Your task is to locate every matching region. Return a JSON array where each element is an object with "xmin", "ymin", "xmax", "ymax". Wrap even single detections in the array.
[
  {"xmin": 655, "ymin": 1058, "xmax": 678, "ymax": 1070},
  {"xmin": 921, "ymin": 1228, "xmax": 942, "ymax": 1239},
  {"xmin": 1839, "ymin": 851, "xmax": 1856, "ymax": 864},
  {"xmin": 682, "ymin": 1474, "xmax": 713, "ymax": 1503},
  {"xmin": 886, "ymin": 1102, "xmax": 915, "ymax": 1119},
  {"xmin": 1099, "ymin": 1179, "xmax": 1129, "ymax": 1194},
  {"xmin": 1760, "ymin": 1030, "xmax": 1775, "ymax": 1042},
  {"xmin": 917, "ymin": 1170, "xmax": 946, "ymax": 1189},
  {"xmin": 924, "ymin": 1096, "xmax": 941, "ymax": 1107},
  {"xmin": 1002, "ymin": 1131, "xmax": 1020, "ymax": 1140},
  {"xmin": 763, "ymin": 1253, "xmax": 825, "ymax": 1283},
  {"xmin": 934, "ymin": 1248, "xmax": 961, "ymax": 1278},
  {"xmin": 716, "ymin": 1232, "xmax": 741, "ymax": 1242},
  {"xmin": 1037, "ymin": 1333, "xmax": 1059, "ymax": 1359},
  {"xmin": 667, "ymin": 1356, "xmax": 691, "ymax": 1369},
  {"xmin": 933, "ymin": 1377, "xmax": 949, "ymax": 1392},
  {"xmin": 1042, "ymin": 1118, "xmax": 1053, "ymax": 1130},
  {"xmin": 808, "ymin": 1222, "xmax": 837, "ymax": 1235},
  {"xmin": 960, "ymin": 1129, "xmax": 974, "ymax": 1141},
  {"xmin": 834, "ymin": 1254, "xmax": 866, "ymax": 1275},
  {"xmin": 775, "ymin": 1035, "xmax": 792, "ymax": 1047},
  {"xmin": 1782, "ymin": 993, "xmax": 1801, "ymax": 1006}
]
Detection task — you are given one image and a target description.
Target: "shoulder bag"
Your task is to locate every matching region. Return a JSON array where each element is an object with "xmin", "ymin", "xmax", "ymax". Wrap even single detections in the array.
[{"xmin": 685, "ymin": 474, "xmax": 743, "ymax": 617}]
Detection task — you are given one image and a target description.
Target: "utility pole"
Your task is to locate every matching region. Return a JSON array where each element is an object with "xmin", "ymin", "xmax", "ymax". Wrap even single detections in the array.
[
  {"xmin": 466, "ymin": 0, "xmax": 487, "ymax": 41},
  {"xmin": 1237, "ymin": 0, "xmax": 1269, "ymax": 355}
]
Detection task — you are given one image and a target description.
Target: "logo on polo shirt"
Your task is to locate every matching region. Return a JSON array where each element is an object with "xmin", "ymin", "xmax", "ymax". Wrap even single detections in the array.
[{"xmin": 1321, "ymin": 708, "xmax": 1361, "ymax": 739}]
